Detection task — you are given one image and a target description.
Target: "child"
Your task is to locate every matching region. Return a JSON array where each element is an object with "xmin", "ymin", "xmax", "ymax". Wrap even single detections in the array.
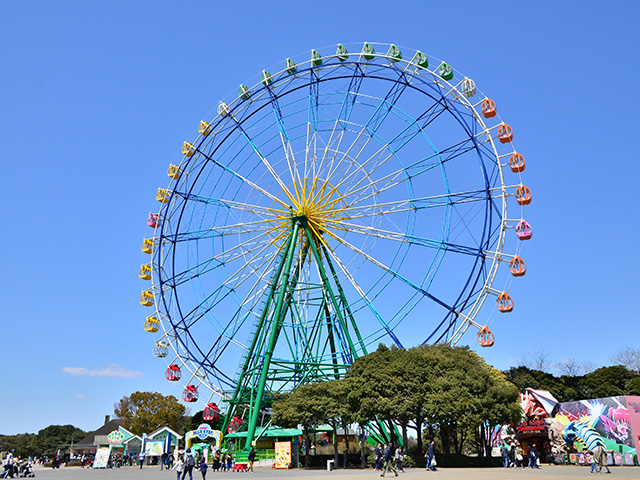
[
  {"xmin": 199, "ymin": 459, "xmax": 208, "ymax": 480},
  {"xmin": 172, "ymin": 456, "xmax": 184, "ymax": 480}
]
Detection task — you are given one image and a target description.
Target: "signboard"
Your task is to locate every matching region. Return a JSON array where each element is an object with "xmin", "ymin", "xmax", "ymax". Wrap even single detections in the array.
[
  {"xmin": 185, "ymin": 424, "xmax": 222, "ymax": 449},
  {"xmin": 515, "ymin": 417, "xmax": 547, "ymax": 436},
  {"xmin": 108, "ymin": 430, "xmax": 125, "ymax": 443},
  {"xmin": 145, "ymin": 441, "xmax": 164, "ymax": 456},
  {"xmin": 93, "ymin": 447, "xmax": 111, "ymax": 469},
  {"xmin": 274, "ymin": 441, "xmax": 291, "ymax": 469}
]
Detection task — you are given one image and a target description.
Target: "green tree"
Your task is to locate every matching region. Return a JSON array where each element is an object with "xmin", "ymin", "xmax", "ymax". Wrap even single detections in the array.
[
  {"xmin": 582, "ymin": 366, "xmax": 638, "ymax": 398},
  {"xmin": 272, "ymin": 384, "xmax": 329, "ymax": 467},
  {"xmin": 503, "ymin": 366, "xmax": 583, "ymax": 401},
  {"xmin": 114, "ymin": 391, "xmax": 187, "ymax": 436},
  {"xmin": 30, "ymin": 425, "xmax": 86, "ymax": 457}
]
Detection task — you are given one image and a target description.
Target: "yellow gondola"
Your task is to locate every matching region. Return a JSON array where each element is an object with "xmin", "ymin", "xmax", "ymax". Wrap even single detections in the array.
[{"xmin": 140, "ymin": 290, "xmax": 154, "ymax": 307}]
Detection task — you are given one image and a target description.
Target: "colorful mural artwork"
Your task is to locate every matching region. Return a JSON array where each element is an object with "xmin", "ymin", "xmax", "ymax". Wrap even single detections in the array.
[
  {"xmin": 493, "ymin": 392, "xmax": 639, "ymax": 465},
  {"xmin": 553, "ymin": 396, "xmax": 635, "ymax": 455},
  {"xmin": 274, "ymin": 441, "xmax": 292, "ymax": 469}
]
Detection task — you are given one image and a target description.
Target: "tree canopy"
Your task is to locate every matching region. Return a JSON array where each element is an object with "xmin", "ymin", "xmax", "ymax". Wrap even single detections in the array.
[
  {"xmin": 114, "ymin": 391, "xmax": 187, "ymax": 436},
  {"xmin": 273, "ymin": 343, "xmax": 522, "ymax": 461},
  {"xmin": 0, "ymin": 425, "xmax": 86, "ymax": 457}
]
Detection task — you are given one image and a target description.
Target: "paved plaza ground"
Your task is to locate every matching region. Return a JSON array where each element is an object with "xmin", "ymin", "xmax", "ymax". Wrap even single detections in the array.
[{"xmin": 29, "ymin": 465, "xmax": 640, "ymax": 480}]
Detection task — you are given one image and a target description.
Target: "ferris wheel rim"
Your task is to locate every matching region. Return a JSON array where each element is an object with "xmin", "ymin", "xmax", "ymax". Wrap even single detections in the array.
[{"xmin": 142, "ymin": 42, "xmax": 527, "ymax": 402}]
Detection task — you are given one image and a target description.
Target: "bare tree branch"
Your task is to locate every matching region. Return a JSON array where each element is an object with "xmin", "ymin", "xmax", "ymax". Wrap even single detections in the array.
[{"xmin": 609, "ymin": 345, "xmax": 640, "ymax": 373}]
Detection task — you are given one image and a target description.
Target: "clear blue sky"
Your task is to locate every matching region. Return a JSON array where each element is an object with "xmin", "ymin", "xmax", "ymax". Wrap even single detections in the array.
[{"xmin": 1, "ymin": 1, "xmax": 638, "ymax": 435}]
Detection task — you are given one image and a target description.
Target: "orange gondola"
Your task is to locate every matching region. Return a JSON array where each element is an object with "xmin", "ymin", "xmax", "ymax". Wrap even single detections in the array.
[
  {"xmin": 481, "ymin": 99, "xmax": 496, "ymax": 118},
  {"xmin": 496, "ymin": 291, "xmax": 514, "ymax": 313},
  {"xmin": 509, "ymin": 256, "xmax": 526, "ymax": 277},
  {"xmin": 497, "ymin": 124, "xmax": 513, "ymax": 143},
  {"xmin": 509, "ymin": 153, "xmax": 526, "ymax": 173},
  {"xmin": 515, "ymin": 185, "xmax": 532, "ymax": 205},
  {"xmin": 477, "ymin": 326, "xmax": 495, "ymax": 347}
]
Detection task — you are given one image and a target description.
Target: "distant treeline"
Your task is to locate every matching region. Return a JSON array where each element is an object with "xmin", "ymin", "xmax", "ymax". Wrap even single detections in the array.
[{"xmin": 0, "ymin": 424, "xmax": 87, "ymax": 458}]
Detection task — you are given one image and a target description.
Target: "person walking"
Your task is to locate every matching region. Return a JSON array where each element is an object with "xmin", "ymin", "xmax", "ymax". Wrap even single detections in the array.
[
  {"xmin": 247, "ymin": 446, "xmax": 256, "ymax": 472},
  {"xmin": 182, "ymin": 449, "xmax": 196, "ymax": 480},
  {"xmin": 514, "ymin": 443, "xmax": 524, "ymax": 469},
  {"xmin": 394, "ymin": 447, "xmax": 405, "ymax": 473},
  {"xmin": 374, "ymin": 444, "xmax": 383, "ymax": 471},
  {"xmin": 199, "ymin": 457, "xmax": 208, "ymax": 480},
  {"xmin": 528, "ymin": 444, "xmax": 538, "ymax": 469},
  {"xmin": 138, "ymin": 450, "xmax": 145, "ymax": 469},
  {"xmin": 425, "ymin": 440, "xmax": 436, "ymax": 471},
  {"xmin": 593, "ymin": 445, "xmax": 611, "ymax": 474},
  {"xmin": 501, "ymin": 443, "xmax": 509, "ymax": 468},
  {"xmin": 3, "ymin": 450, "xmax": 15, "ymax": 478},
  {"xmin": 161, "ymin": 452, "xmax": 168, "ymax": 470},
  {"xmin": 380, "ymin": 444, "xmax": 398, "ymax": 477},
  {"xmin": 172, "ymin": 456, "xmax": 184, "ymax": 480}
]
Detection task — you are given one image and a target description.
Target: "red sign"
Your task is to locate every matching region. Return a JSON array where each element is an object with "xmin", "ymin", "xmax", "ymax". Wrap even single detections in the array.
[{"xmin": 515, "ymin": 417, "xmax": 547, "ymax": 436}]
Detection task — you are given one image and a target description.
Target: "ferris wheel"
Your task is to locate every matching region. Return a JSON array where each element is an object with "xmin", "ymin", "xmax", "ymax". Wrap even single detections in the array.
[{"xmin": 139, "ymin": 42, "xmax": 531, "ymax": 444}]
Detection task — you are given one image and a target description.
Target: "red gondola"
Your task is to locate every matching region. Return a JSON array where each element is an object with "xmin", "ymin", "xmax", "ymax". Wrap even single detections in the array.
[
  {"xmin": 165, "ymin": 364, "xmax": 182, "ymax": 381},
  {"xmin": 203, "ymin": 402, "xmax": 221, "ymax": 422},
  {"xmin": 183, "ymin": 385, "xmax": 199, "ymax": 403}
]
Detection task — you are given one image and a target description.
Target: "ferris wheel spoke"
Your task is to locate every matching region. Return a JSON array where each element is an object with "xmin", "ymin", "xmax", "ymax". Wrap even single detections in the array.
[
  {"xmin": 345, "ymin": 188, "xmax": 491, "ymax": 218},
  {"xmin": 327, "ymin": 233, "xmax": 455, "ymax": 314},
  {"xmin": 168, "ymin": 230, "xmax": 275, "ymax": 288},
  {"xmin": 324, "ymin": 247, "xmax": 404, "ymax": 347},
  {"xmin": 173, "ymin": 191, "xmax": 278, "ymax": 218},
  {"xmin": 318, "ymin": 64, "xmax": 366, "ymax": 176},
  {"xmin": 335, "ymin": 220, "xmax": 480, "ymax": 256},
  {"xmin": 265, "ymin": 84, "xmax": 301, "ymax": 188},
  {"xmin": 304, "ymin": 68, "xmax": 320, "ymax": 184},
  {"xmin": 323, "ymin": 75, "xmax": 409, "ymax": 189},
  {"xmin": 194, "ymin": 147, "xmax": 291, "ymax": 210},
  {"xmin": 177, "ymin": 245, "xmax": 278, "ymax": 331}
]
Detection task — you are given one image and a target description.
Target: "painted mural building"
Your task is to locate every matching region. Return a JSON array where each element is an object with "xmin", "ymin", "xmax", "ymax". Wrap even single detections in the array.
[{"xmin": 494, "ymin": 389, "xmax": 640, "ymax": 466}]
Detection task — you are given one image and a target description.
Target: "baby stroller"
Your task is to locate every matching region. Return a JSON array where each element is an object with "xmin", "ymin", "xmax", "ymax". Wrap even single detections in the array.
[{"xmin": 18, "ymin": 461, "xmax": 35, "ymax": 478}]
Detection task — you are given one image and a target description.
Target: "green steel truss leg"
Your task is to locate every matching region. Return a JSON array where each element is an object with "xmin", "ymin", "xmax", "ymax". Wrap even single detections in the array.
[
  {"xmin": 221, "ymin": 228, "xmax": 297, "ymax": 436},
  {"xmin": 303, "ymin": 226, "xmax": 358, "ymax": 361},
  {"xmin": 321, "ymin": 245, "xmax": 368, "ymax": 356},
  {"xmin": 222, "ymin": 217, "xmax": 370, "ymax": 449},
  {"xmin": 243, "ymin": 221, "xmax": 301, "ymax": 448}
]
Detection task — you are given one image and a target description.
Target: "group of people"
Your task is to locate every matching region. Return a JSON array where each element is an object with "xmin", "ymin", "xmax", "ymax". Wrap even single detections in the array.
[
  {"xmin": 500, "ymin": 442, "xmax": 539, "ymax": 469},
  {"xmin": 372, "ymin": 443, "xmax": 407, "ymax": 477},
  {"xmin": 2, "ymin": 450, "xmax": 35, "ymax": 478},
  {"xmin": 171, "ymin": 448, "xmax": 236, "ymax": 480}
]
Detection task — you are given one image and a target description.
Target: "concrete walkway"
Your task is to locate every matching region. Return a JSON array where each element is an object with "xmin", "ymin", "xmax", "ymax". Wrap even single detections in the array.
[{"xmin": 30, "ymin": 465, "xmax": 640, "ymax": 480}]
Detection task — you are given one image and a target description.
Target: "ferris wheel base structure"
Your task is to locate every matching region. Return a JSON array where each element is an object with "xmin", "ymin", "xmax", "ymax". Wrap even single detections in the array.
[{"xmin": 139, "ymin": 42, "xmax": 532, "ymax": 450}]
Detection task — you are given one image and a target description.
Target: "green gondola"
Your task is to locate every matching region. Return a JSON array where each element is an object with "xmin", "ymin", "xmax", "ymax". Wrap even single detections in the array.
[
  {"xmin": 311, "ymin": 49, "xmax": 322, "ymax": 66},
  {"xmin": 261, "ymin": 70, "xmax": 273, "ymax": 86},
  {"xmin": 438, "ymin": 63, "xmax": 453, "ymax": 81},
  {"xmin": 387, "ymin": 44, "xmax": 402, "ymax": 63},
  {"xmin": 362, "ymin": 42, "xmax": 375, "ymax": 60},
  {"xmin": 238, "ymin": 85, "xmax": 250, "ymax": 101},
  {"xmin": 336, "ymin": 44, "xmax": 349, "ymax": 61},
  {"xmin": 411, "ymin": 51, "xmax": 429, "ymax": 69},
  {"xmin": 286, "ymin": 58, "xmax": 297, "ymax": 75}
]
